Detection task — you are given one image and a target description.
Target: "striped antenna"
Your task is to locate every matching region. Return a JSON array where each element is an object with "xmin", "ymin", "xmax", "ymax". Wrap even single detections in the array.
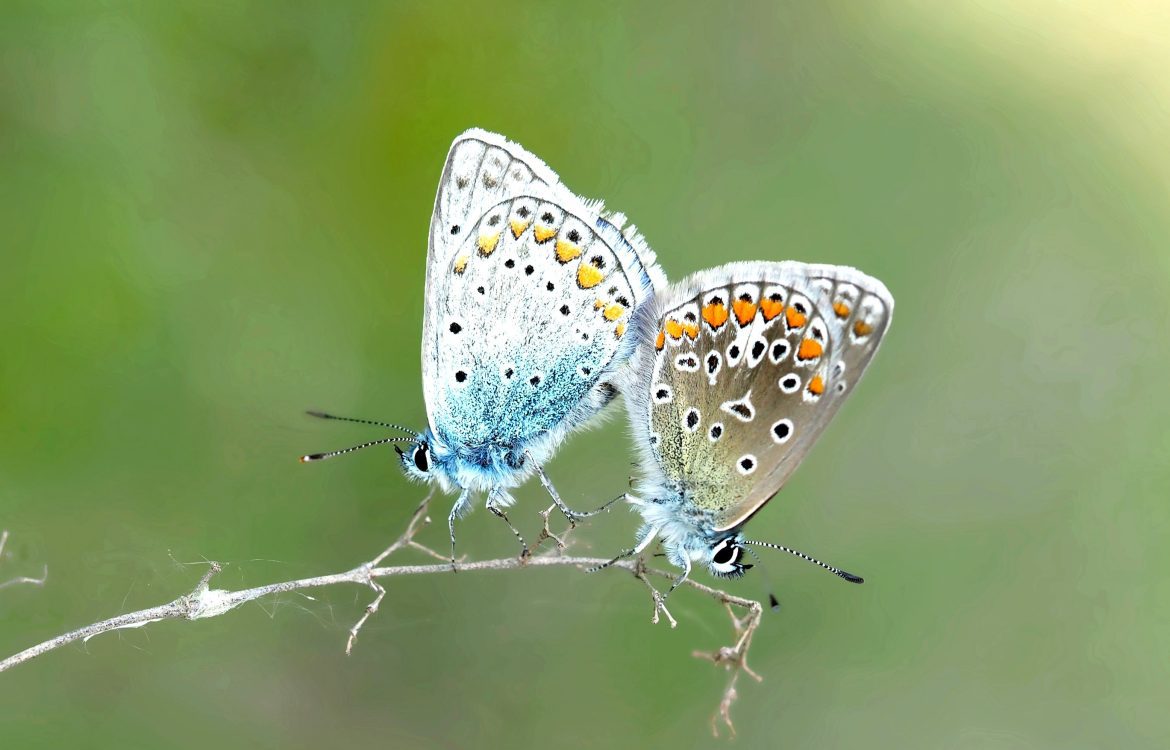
[
  {"xmin": 306, "ymin": 411, "xmax": 420, "ymax": 437},
  {"xmin": 743, "ymin": 540, "xmax": 864, "ymax": 584},
  {"xmin": 300, "ymin": 436, "xmax": 415, "ymax": 463}
]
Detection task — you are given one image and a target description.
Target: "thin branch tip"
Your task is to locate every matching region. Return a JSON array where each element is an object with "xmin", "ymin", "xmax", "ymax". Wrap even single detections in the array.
[{"xmin": 0, "ymin": 502, "xmax": 765, "ymax": 729}]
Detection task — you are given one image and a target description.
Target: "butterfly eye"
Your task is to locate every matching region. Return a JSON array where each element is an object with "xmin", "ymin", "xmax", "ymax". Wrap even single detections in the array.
[
  {"xmin": 712, "ymin": 541, "xmax": 737, "ymax": 565},
  {"xmin": 413, "ymin": 444, "xmax": 430, "ymax": 473}
]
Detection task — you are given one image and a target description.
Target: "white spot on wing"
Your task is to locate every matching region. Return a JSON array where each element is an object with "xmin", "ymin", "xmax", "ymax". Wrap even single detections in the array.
[
  {"xmin": 769, "ymin": 339, "xmax": 790, "ymax": 364},
  {"xmin": 704, "ymin": 350, "xmax": 722, "ymax": 384},
  {"xmin": 736, "ymin": 455, "xmax": 757, "ymax": 475},
  {"xmin": 770, "ymin": 418, "xmax": 794, "ymax": 444},
  {"xmin": 746, "ymin": 335, "xmax": 768, "ymax": 368},
  {"xmin": 725, "ymin": 340, "xmax": 745, "ymax": 368},
  {"xmin": 720, "ymin": 392, "xmax": 755, "ymax": 422}
]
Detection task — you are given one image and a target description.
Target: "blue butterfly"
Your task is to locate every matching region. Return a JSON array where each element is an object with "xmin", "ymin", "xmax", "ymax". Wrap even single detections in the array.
[{"xmin": 305, "ymin": 129, "xmax": 664, "ymax": 561}]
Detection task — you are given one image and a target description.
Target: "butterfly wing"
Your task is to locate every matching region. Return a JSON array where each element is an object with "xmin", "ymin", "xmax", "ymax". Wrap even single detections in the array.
[
  {"xmin": 628, "ymin": 261, "xmax": 893, "ymax": 532},
  {"xmin": 422, "ymin": 130, "xmax": 663, "ymax": 466},
  {"xmin": 423, "ymin": 129, "xmax": 564, "ymax": 430}
]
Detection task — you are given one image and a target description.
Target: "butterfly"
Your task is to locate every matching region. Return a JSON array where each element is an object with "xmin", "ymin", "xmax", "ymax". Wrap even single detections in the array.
[
  {"xmin": 303, "ymin": 129, "xmax": 665, "ymax": 562},
  {"xmin": 610, "ymin": 261, "xmax": 892, "ymax": 590}
]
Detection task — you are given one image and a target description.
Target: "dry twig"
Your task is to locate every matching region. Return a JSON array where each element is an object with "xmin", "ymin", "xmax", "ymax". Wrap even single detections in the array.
[
  {"xmin": 693, "ymin": 600, "xmax": 765, "ymax": 737},
  {"xmin": 0, "ymin": 501, "xmax": 764, "ymax": 731}
]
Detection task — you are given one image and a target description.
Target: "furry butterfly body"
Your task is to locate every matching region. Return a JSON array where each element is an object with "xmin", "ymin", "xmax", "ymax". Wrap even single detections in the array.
[{"xmin": 307, "ymin": 129, "xmax": 665, "ymax": 559}]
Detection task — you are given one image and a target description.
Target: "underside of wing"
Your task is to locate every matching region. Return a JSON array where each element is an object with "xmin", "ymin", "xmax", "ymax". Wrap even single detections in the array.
[
  {"xmin": 421, "ymin": 129, "xmax": 664, "ymax": 432},
  {"xmin": 630, "ymin": 261, "xmax": 893, "ymax": 532},
  {"xmin": 425, "ymin": 195, "xmax": 659, "ymax": 466}
]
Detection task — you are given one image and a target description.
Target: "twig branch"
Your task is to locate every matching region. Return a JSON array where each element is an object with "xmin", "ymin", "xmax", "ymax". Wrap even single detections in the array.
[
  {"xmin": 0, "ymin": 530, "xmax": 48, "ymax": 592},
  {"xmin": 693, "ymin": 600, "xmax": 765, "ymax": 737},
  {"xmin": 0, "ymin": 502, "xmax": 764, "ymax": 731}
]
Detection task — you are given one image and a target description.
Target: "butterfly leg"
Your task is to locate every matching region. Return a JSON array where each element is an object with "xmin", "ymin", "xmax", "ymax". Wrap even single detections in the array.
[
  {"xmin": 586, "ymin": 548, "xmax": 634, "ymax": 574},
  {"xmin": 486, "ymin": 489, "xmax": 529, "ymax": 559},
  {"xmin": 527, "ymin": 452, "xmax": 623, "ymax": 524},
  {"xmin": 447, "ymin": 489, "xmax": 473, "ymax": 570},
  {"xmin": 663, "ymin": 556, "xmax": 692, "ymax": 600},
  {"xmin": 586, "ymin": 523, "xmax": 660, "ymax": 573}
]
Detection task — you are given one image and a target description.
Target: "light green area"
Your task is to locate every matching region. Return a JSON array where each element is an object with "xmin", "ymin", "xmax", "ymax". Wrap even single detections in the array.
[{"xmin": 2, "ymin": 3, "xmax": 1168, "ymax": 747}]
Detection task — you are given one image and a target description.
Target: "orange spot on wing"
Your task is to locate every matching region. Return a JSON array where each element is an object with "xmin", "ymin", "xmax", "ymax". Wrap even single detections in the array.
[
  {"xmin": 556, "ymin": 239, "xmax": 582, "ymax": 263},
  {"xmin": 833, "ymin": 301, "xmax": 851, "ymax": 319},
  {"xmin": 594, "ymin": 299, "xmax": 605, "ymax": 310},
  {"xmin": 510, "ymin": 219, "xmax": 530, "ymax": 238},
  {"xmin": 732, "ymin": 298, "xmax": 757, "ymax": 327},
  {"xmin": 797, "ymin": 338, "xmax": 823, "ymax": 361},
  {"xmin": 759, "ymin": 297, "xmax": 784, "ymax": 321},
  {"xmin": 533, "ymin": 225, "xmax": 556, "ymax": 243},
  {"xmin": 853, "ymin": 320, "xmax": 874, "ymax": 337},
  {"xmin": 681, "ymin": 323, "xmax": 699, "ymax": 340},
  {"xmin": 453, "ymin": 254, "xmax": 469, "ymax": 274},
  {"xmin": 477, "ymin": 233, "xmax": 500, "ymax": 256},
  {"xmin": 615, "ymin": 322, "xmax": 627, "ymax": 338},
  {"xmin": 603, "ymin": 303, "xmax": 625, "ymax": 321},
  {"xmin": 664, "ymin": 319, "xmax": 683, "ymax": 340},
  {"xmin": 808, "ymin": 374, "xmax": 825, "ymax": 395},
  {"xmin": 702, "ymin": 303, "xmax": 729, "ymax": 330},
  {"xmin": 655, "ymin": 331, "xmax": 666, "ymax": 350},
  {"xmin": 577, "ymin": 262, "xmax": 604, "ymax": 288},
  {"xmin": 785, "ymin": 306, "xmax": 807, "ymax": 330}
]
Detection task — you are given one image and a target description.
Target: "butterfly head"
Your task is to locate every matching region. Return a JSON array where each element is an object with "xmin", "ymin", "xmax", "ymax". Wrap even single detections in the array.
[
  {"xmin": 301, "ymin": 412, "xmax": 451, "ymax": 485},
  {"xmin": 705, "ymin": 535, "xmax": 753, "ymax": 578},
  {"xmin": 394, "ymin": 429, "xmax": 440, "ymax": 483}
]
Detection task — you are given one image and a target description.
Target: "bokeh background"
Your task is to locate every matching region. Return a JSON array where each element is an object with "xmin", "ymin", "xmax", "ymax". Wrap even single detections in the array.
[{"xmin": 3, "ymin": 2, "xmax": 1169, "ymax": 747}]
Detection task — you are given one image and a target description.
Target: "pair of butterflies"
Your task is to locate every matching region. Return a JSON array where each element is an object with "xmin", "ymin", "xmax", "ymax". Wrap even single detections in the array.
[{"xmin": 304, "ymin": 129, "xmax": 893, "ymax": 590}]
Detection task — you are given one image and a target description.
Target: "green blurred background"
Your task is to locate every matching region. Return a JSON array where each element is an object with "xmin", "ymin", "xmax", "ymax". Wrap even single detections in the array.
[{"xmin": 2, "ymin": 1, "xmax": 1168, "ymax": 747}]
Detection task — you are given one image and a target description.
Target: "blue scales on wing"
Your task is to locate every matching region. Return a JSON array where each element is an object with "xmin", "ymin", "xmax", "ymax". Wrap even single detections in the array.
[{"xmin": 428, "ymin": 196, "xmax": 644, "ymax": 473}]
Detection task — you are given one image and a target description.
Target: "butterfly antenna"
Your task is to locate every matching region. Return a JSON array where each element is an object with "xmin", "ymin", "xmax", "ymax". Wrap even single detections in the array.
[
  {"xmin": 742, "ymin": 545, "xmax": 782, "ymax": 611},
  {"xmin": 300, "ymin": 436, "xmax": 416, "ymax": 463},
  {"xmin": 743, "ymin": 540, "xmax": 864, "ymax": 584},
  {"xmin": 306, "ymin": 410, "xmax": 420, "ymax": 437}
]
